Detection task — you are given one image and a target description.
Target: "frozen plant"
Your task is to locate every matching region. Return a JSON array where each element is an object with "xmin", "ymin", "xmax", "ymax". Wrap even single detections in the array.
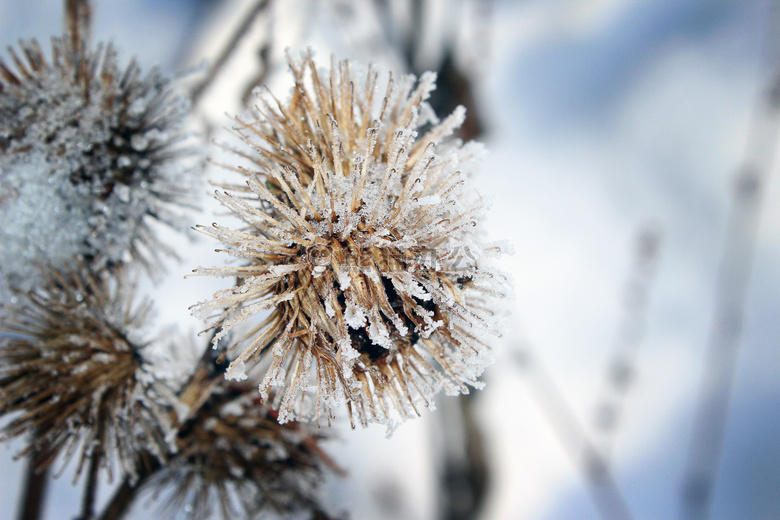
[
  {"xmin": 0, "ymin": 5, "xmax": 336, "ymax": 519},
  {"xmin": 151, "ymin": 383, "xmax": 332, "ymax": 520},
  {"xmin": 0, "ymin": 267, "xmax": 176, "ymax": 482},
  {"xmin": 192, "ymin": 52, "xmax": 509, "ymax": 429},
  {"xmin": 0, "ymin": 35, "xmax": 196, "ymax": 294}
]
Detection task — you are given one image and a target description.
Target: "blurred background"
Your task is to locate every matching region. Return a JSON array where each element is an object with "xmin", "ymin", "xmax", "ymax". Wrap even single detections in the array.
[{"xmin": 1, "ymin": 0, "xmax": 779, "ymax": 519}]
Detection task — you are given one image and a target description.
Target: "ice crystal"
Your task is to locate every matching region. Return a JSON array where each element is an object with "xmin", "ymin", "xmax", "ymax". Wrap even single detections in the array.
[
  {"xmin": 193, "ymin": 53, "xmax": 508, "ymax": 428},
  {"xmin": 151, "ymin": 383, "xmax": 329, "ymax": 520},
  {"xmin": 0, "ymin": 37, "xmax": 196, "ymax": 293},
  {"xmin": 0, "ymin": 267, "xmax": 177, "ymax": 481}
]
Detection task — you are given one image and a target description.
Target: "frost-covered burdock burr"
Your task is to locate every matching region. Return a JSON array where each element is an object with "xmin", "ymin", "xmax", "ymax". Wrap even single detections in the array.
[
  {"xmin": 0, "ymin": 268, "xmax": 176, "ymax": 480},
  {"xmin": 154, "ymin": 383, "xmax": 330, "ymax": 520},
  {"xmin": 0, "ymin": 37, "xmax": 195, "ymax": 292},
  {"xmin": 193, "ymin": 53, "xmax": 508, "ymax": 428}
]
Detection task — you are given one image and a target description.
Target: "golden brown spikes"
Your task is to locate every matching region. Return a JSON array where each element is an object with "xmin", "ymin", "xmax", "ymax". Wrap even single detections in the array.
[{"xmin": 193, "ymin": 52, "xmax": 507, "ymax": 430}]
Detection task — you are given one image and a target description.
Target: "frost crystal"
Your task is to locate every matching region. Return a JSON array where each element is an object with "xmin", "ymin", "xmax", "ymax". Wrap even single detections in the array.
[
  {"xmin": 0, "ymin": 38, "xmax": 196, "ymax": 292},
  {"xmin": 193, "ymin": 52, "xmax": 509, "ymax": 429}
]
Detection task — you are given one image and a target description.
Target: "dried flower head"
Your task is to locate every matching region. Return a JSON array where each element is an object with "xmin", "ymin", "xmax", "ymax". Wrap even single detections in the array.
[
  {"xmin": 153, "ymin": 383, "xmax": 330, "ymax": 519},
  {"xmin": 0, "ymin": 268, "xmax": 175, "ymax": 480},
  {"xmin": 0, "ymin": 37, "xmax": 196, "ymax": 292},
  {"xmin": 193, "ymin": 53, "xmax": 507, "ymax": 428}
]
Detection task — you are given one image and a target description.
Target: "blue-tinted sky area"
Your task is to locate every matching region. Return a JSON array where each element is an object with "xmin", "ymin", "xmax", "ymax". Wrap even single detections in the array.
[
  {"xmin": 509, "ymin": 0, "xmax": 755, "ymax": 131},
  {"xmin": 1, "ymin": 1, "xmax": 778, "ymax": 519}
]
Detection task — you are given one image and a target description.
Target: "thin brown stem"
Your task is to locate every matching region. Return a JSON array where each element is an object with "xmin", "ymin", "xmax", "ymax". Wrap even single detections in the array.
[
  {"xmin": 96, "ymin": 461, "xmax": 158, "ymax": 520},
  {"xmin": 77, "ymin": 449, "xmax": 102, "ymax": 520},
  {"xmin": 17, "ymin": 458, "xmax": 49, "ymax": 520},
  {"xmin": 64, "ymin": 0, "xmax": 92, "ymax": 51},
  {"xmin": 679, "ymin": 2, "xmax": 780, "ymax": 518},
  {"xmin": 190, "ymin": 0, "xmax": 273, "ymax": 107},
  {"xmin": 175, "ymin": 326, "xmax": 228, "ymax": 425}
]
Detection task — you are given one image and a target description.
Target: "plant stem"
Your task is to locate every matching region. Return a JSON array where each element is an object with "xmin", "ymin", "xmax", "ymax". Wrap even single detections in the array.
[
  {"xmin": 96, "ymin": 480, "xmax": 135, "ymax": 520},
  {"xmin": 18, "ymin": 458, "xmax": 49, "ymax": 520},
  {"xmin": 436, "ymin": 393, "xmax": 488, "ymax": 520},
  {"xmin": 591, "ymin": 224, "xmax": 662, "ymax": 462},
  {"xmin": 96, "ymin": 460, "xmax": 159, "ymax": 520},
  {"xmin": 190, "ymin": 0, "xmax": 272, "ymax": 106},
  {"xmin": 64, "ymin": 0, "xmax": 92, "ymax": 51},
  {"xmin": 516, "ymin": 347, "xmax": 634, "ymax": 520},
  {"xmin": 77, "ymin": 450, "xmax": 101, "ymax": 520},
  {"xmin": 679, "ymin": 3, "xmax": 780, "ymax": 518}
]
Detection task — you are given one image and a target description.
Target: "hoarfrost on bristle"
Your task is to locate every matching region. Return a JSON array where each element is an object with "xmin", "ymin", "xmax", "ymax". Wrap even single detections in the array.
[
  {"xmin": 227, "ymin": 359, "xmax": 249, "ymax": 381},
  {"xmin": 343, "ymin": 298, "xmax": 367, "ymax": 328}
]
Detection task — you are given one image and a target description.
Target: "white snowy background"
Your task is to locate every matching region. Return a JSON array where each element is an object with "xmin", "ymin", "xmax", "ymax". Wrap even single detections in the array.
[{"xmin": 1, "ymin": 1, "xmax": 779, "ymax": 519}]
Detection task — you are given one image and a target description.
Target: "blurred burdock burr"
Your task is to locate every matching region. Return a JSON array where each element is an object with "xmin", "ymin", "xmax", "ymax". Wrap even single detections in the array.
[
  {"xmin": 0, "ymin": 267, "xmax": 177, "ymax": 482},
  {"xmin": 0, "ymin": 32, "xmax": 198, "ymax": 293}
]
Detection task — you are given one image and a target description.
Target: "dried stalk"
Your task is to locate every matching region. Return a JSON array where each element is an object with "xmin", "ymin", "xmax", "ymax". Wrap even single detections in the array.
[
  {"xmin": 17, "ymin": 454, "xmax": 50, "ymax": 520},
  {"xmin": 679, "ymin": 3, "xmax": 780, "ymax": 518},
  {"xmin": 436, "ymin": 394, "xmax": 489, "ymax": 520},
  {"xmin": 65, "ymin": 0, "xmax": 92, "ymax": 51},
  {"xmin": 190, "ymin": 0, "xmax": 273, "ymax": 106},
  {"xmin": 516, "ymin": 347, "xmax": 634, "ymax": 520},
  {"xmin": 97, "ymin": 460, "xmax": 159, "ymax": 520},
  {"xmin": 591, "ymin": 225, "xmax": 662, "ymax": 462},
  {"xmin": 77, "ymin": 445, "xmax": 102, "ymax": 520}
]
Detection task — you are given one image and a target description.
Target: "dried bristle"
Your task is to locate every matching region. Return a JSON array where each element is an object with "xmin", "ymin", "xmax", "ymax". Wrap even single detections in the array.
[
  {"xmin": 0, "ymin": 36, "xmax": 194, "ymax": 280},
  {"xmin": 153, "ymin": 384, "xmax": 326, "ymax": 520},
  {"xmin": 0, "ymin": 268, "xmax": 171, "ymax": 480},
  {"xmin": 195, "ymin": 52, "xmax": 506, "ymax": 428}
]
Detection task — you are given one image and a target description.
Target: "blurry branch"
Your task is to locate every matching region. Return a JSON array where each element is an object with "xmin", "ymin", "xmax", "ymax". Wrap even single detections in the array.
[
  {"xmin": 436, "ymin": 394, "xmax": 489, "ymax": 520},
  {"xmin": 403, "ymin": 0, "xmax": 424, "ymax": 71},
  {"xmin": 190, "ymin": 0, "xmax": 273, "ymax": 107},
  {"xmin": 513, "ymin": 225, "xmax": 661, "ymax": 520},
  {"xmin": 514, "ymin": 347, "xmax": 635, "ymax": 520},
  {"xmin": 332, "ymin": 0, "xmax": 488, "ymax": 140},
  {"xmin": 408, "ymin": 0, "xmax": 487, "ymax": 141},
  {"xmin": 427, "ymin": 48, "xmax": 484, "ymax": 141},
  {"xmin": 679, "ymin": 3, "xmax": 780, "ymax": 519},
  {"xmin": 97, "ymin": 459, "xmax": 160, "ymax": 520},
  {"xmin": 592, "ymin": 225, "xmax": 663, "ymax": 462},
  {"xmin": 18, "ymin": 446, "xmax": 50, "ymax": 520},
  {"xmin": 240, "ymin": 40, "xmax": 273, "ymax": 108},
  {"xmin": 65, "ymin": 0, "xmax": 91, "ymax": 51},
  {"xmin": 77, "ymin": 438, "xmax": 103, "ymax": 520}
]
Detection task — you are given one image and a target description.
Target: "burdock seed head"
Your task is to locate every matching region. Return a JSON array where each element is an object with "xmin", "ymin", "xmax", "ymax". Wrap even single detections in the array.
[
  {"xmin": 0, "ymin": 267, "xmax": 176, "ymax": 481},
  {"xmin": 153, "ymin": 383, "xmax": 330, "ymax": 520},
  {"xmin": 0, "ymin": 36, "xmax": 196, "ymax": 293},
  {"xmin": 193, "ymin": 52, "xmax": 509, "ymax": 429}
]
